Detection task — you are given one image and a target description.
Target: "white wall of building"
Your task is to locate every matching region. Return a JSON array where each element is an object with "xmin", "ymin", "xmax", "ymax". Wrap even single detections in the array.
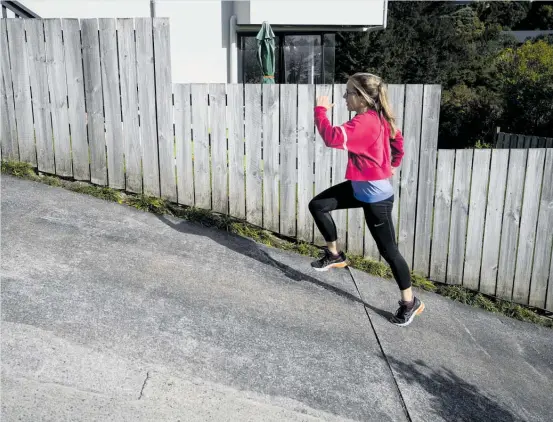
[
  {"xmin": 242, "ymin": 0, "xmax": 386, "ymax": 26},
  {"xmin": 156, "ymin": 1, "xmax": 229, "ymax": 83}
]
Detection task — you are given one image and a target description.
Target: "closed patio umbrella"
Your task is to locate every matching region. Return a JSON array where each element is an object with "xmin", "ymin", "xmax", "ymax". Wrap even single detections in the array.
[{"xmin": 256, "ymin": 21, "xmax": 276, "ymax": 84}]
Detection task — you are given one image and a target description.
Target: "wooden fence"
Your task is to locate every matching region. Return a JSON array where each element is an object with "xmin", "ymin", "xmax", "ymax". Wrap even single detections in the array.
[
  {"xmin": 1, "ymin": 18, "xmax": 552, "ymax": 312},
  {"xmin": 432, "ymin": 148, "xmax": 553, "ymax": 310},
  {"xmin": 496, "ymin": 132, "xmax": 553, "ymax": 149}
]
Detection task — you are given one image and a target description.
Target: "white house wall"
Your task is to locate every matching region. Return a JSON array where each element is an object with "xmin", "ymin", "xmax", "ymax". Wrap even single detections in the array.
[
  {"xmin": 240, "ymin": 0, "xmax": 386, "ymax": 26},
  {"xmin": 156, "ymin": 1, "xmax": 228, "ymax": 83}
]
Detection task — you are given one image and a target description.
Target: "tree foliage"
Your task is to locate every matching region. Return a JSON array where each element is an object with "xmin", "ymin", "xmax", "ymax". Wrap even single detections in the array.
[
  {"xmin": 496, "ymin": 40, "xmax": 553, "ymax": 135},
  {"xmin": 515, "ymin": 1, "xmax": 553, "ymax": 30},
  {"xmin": 473, "ymin": 1, "xmax": 530, "ymax": 29},
  {"xmin": 335, "ymin": 1, "xmax": 552, "ymax": 148}
]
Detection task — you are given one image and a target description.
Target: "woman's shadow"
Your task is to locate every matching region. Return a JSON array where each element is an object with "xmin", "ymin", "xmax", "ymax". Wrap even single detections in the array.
[{"xmin": 156, "ymin": 214, "xmax": 393, "ymax": 321}]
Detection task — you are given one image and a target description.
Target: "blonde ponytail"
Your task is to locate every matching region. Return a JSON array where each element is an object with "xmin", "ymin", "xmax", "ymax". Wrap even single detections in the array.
[{"xmin": 377, "ymin": 83, "xmax": 398, "ymax": 139}]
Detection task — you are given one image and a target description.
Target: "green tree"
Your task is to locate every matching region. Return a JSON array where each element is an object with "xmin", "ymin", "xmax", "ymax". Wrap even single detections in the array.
[
  {"xmin": 334, "ymin": 2, "xmax": 553, "ymax": 147},
  {"xmin": 472, "ymin": 1, "xmax": 530, "ymax": 29},
  {"xmin": 496, "ymin": 40, "xmax": 553, "ymax": 136},
  {"xmin": 516, "ymin": 1, "xmax": 553, "ymax": 30},
  {"xmin": 335, "ymin": 2, "xmax": 515, "ymax": 147}
]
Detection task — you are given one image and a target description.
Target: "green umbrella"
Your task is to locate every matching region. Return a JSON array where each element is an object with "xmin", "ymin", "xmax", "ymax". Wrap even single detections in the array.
[{"xmin": 256, "ymin": 21, "xmax": 276, "ymax": 84}]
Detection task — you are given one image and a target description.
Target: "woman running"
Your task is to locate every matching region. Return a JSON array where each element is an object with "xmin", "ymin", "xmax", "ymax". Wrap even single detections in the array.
[{"xmin": 309, "ymin": 72, "xmax": 424, "ymax": 327}]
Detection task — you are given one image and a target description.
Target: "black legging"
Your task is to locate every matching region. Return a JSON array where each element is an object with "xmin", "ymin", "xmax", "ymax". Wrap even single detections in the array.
[{"xmin": 309, "ymin": 181, "xmax": 411, "ymax": 291}]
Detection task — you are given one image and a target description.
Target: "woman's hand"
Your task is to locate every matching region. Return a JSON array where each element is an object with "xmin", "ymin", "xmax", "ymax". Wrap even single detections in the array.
[{"xmin": 316, "ymin": 96, "xmax": 334, "ymax": 111}]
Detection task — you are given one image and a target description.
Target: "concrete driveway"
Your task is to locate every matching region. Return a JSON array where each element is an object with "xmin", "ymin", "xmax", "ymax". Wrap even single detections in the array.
[{"xmin": 2, "ymin": 175, "xmax": 552, "ymax": 422}]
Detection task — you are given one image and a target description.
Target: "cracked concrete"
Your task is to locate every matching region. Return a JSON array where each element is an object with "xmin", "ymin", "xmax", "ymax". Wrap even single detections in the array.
[
  {"xmin": 2, "ymin": 175, "xmax": 553, "ymax": 421},
  {"xmin": 138, "ymin": 372, "xmax": 151, "ymax": 400}
]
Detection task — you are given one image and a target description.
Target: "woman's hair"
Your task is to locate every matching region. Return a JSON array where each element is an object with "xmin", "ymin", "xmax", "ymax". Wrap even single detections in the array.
[{"xmin": 348, "ymin": 72, "xmax": 398, "ymax": 138}]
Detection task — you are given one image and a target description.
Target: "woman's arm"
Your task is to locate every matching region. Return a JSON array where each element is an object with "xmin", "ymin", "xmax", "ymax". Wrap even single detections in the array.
[
  {"xmin": 314, "ymin": 106, "xmax": 380, "ymax": 154},
  {"xmin": 390, "ymin": 129, "xmax": 405, "ymax": 167},
  {"xmin": 314, "ymin": 106, "xmax": 349, "ymax": 150}
]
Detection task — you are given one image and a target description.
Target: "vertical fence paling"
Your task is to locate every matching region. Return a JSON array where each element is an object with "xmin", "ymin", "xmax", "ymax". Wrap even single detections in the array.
[
  {"xmin": 244, "ymin": 84, "xmax": 262, "ymax": 227},
  {"xmin": 153, "ymin": 18, "xmax": 175, "ymax": 202},
  {"xmin": 191, "ymin": 84, "xmax": 210, "ymax": 210},
  {"xmin": 530, "ymin": 149, "xmax": 553, "ymax": 309},
  {"xmin": 279, "ymin": 84, "xmax": 298, "ymax": 238},
  {"xmin": 6, "ymin": 19, "xmax": 34, "ymax": 165},
  {"xmin": 297, "ymin": 84, "xmax": 315, "ymax": 243},
  {"xmin": 209, "ymin": 83, "xmax": 228, "ymax": 215},
  {"xmin": 45, "ymin": 19, "xmax": 72, "ymax": 178},
  {"xmin": 463, "ymin": 149, "xmax": 491, "ymax": 291},
  {"xmin": 413, "ymin": 85, "xmax": 441, "ymax": 276},
  {"xmin": 480, "ymin": 150, "xmax": 510, "ymax": 296},
  {"xmin": 136, "ymin": 18, "xmax": 159, "ymax": 198},
  {"xmin": 496, "ymin": 133, "xmax": 505, "ymax": 148},
  {"xmin": 0, "ymin": 19, "xmax": 19, "ymax": 162},
  {"xmin": 496, "ymin": 149, "xmax": 527, "ymax": 301},
  {"xmin": 516, "ymin": 134, "xmax": 525, "ymax": 148},
  {"xmin": 513, "ymin": 149, "xmax": 546, "ymax": 304},
  {"xmin": 118, "ymin": 18, "xmax": 142, "ymax": 193},
  {"xmin": 63, "ymin": 18, "xmax": 89, "ymax": 181},
  {"xmin": 447, "ymin": 149, "xmax": 472, "ymax": 285},
  {"xmin": 263, "ymin": 84, "xmax": 280, "ymax": 233},
  {"xmin": 227, "ymin": 83, "xmax": 245, "ymax": 219},
  {"xmin": 174, "ymin": 83, "xmax": 193, "ymax": 207},
  {"xmin": 398, "ymin": 85, "xmax": 424, "ymax": 268},
  {"xmin": 430, "ymin": 150, "xmax": 454, "ymax": 282},
  {"xmin": 27, "ymin": 19, "xmax": 56, "ymax": 174},
  {"xmin": 545, "ymin": 244, "xmax": 553, "ymax": 311},
  {"xmin": 99, "ymin": 18, "xmax": 124, "ymax": 189},
  {"xmin": 510, "ymin": 134, "xmax": 518, "ymax": 149},
  {"xmin": 81, "ymin": 18, "xmax": 106, "ymax": 185}
]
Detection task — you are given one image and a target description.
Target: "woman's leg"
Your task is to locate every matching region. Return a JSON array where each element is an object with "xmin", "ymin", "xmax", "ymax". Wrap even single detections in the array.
[
  {"xmin": 363, "ymin": 196, "xmax": 424, "ymax": 326},
  {"xmin": 362, "ymin": 196, "xmax": 411, "ymax": 291},
  {"xmin": 309, "ymin": 181, "xmax": 363, "ymax": 254}
]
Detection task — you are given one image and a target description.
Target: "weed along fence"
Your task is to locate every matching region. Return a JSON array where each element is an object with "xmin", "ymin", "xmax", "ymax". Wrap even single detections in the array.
[{"xmin": 1, "ymin": 18, "xmax": 552, "ymax": 312}]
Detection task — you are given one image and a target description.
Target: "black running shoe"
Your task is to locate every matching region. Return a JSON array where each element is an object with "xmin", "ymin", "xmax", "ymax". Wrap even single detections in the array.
[
  {"xmin": 311, "ymin": 248, "xmax": 348, "ymax": 272},
  {"xmin": 390, "ymin": 297, "xmax": 425, "ymax": 327}
]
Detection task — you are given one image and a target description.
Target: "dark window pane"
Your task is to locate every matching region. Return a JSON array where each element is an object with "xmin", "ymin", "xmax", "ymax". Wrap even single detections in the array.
[
  {"xmin": 324, "ymin": 33, "xmax": 336, "ymax": 48},
  {"xmin": 323, "ymin": 34, "xmax": 335, "ymax": 84},
  {"xmin": 241, "ymin": 36, "xmax": 260, "ymax": 83},
  {"xmin": 275, "ymin": 42, "xmax": 280, "ymax": 82},
  {"xmin": 283, "ymin": 35, "xmax": 322, "ymax": 84}
]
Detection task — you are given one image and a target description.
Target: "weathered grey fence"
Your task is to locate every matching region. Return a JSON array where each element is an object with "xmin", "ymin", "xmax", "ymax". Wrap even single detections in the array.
[
  {"xmin": 496, "ymin": 132, "xmax": 553, "ymax": 149},
  {"xmin": 432, "ymin": 148, "xmax": 553, "ymax": 310},
  {"xmin": 1, "ymin": 18, "xmax": 552, "ymax": 312}
]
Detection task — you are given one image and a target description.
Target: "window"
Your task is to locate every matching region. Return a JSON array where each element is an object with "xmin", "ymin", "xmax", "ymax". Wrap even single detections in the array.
[
  {"xmin": 238, "ymin": 32, "xmax": 336, "ymax": 84},
  {"xmin": 283, "ymin": 35, "xmax": 321, "ymax": 84},
  {"xmin": 323, "ymin": 34, "xmax": 336, "ymax": 84}
]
